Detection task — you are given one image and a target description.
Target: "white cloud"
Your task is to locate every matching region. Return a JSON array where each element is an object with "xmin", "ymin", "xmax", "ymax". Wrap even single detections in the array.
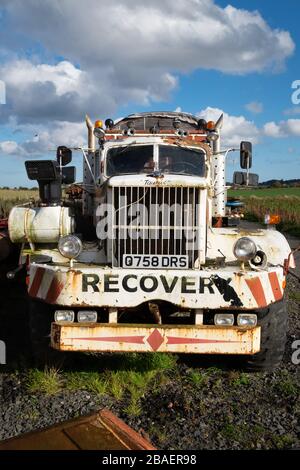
[
  {"xmin": 2, "ymin": 60, "xmax": 83, "ymax": 96},
  {"xmin": 0, "ymin": 121, "xmax": 87, "ymax": 157},
  {"xmin": 5, "ymin": 0, "xmax": 292, "ymax": 75},
  {"xmin": 0, "ymin": 59, "xmax": 102, "ymax": 123},
  {"xmin": 0, "ymin": 0, "xmax": 294, "ymax": 127},
  {"xmin": 0, "ymin": 0, "xmax": 296, "ymax": 167},
  {"xmin": 0, "ymin": 140, "xmax": 22, "ymax": 155},
  {"xmin": 197, "ymin": 107, "xmax": 260, "ymax": 146},
  {"xmin": 245, "ymin": 101, "xmax": 263, "ymax": 114},
  {"xmin": 283, "ymin": 106, "xmax": 300, "ymax": 116},
  {"xmin": 283, "ymin": 119, "xmax": 300, "ymax": 136},
  {"xmin": 263, "ymin": 119, "xmax": 300, "ymax": 138},
  {"xmin": 263, "ymin": 121, "xmax": 284, "ymax": 138}
]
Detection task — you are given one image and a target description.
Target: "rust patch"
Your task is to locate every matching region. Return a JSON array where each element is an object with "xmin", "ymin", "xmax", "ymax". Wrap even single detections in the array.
[{"xmin": 68, "ymin": 270, "xmax": 82, "ymax": 293}]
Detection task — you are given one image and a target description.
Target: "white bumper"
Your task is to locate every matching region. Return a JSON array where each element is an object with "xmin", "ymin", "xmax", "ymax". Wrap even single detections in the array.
[{"xmin": 28, "ymin": 263, "xmax": 285, "ymax": 310}]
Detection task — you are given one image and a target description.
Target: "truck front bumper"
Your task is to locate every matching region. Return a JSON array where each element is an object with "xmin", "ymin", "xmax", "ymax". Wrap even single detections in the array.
[
  {"xmin": 29, "ymin": 263, "xmax": 285, "ymax": 310},
  {"xmin": 51, "ymin": 323, "xmax": 261, "ymax": 355}
]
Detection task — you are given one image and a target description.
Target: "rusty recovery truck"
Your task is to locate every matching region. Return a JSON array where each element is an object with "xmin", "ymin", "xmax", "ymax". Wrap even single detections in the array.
[{"xmin": 7, "ymin": 112, "xmax": 295, "ymax": 369}]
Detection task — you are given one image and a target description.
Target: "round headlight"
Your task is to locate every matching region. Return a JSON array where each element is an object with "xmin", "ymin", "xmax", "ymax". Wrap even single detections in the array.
[
  {"xmin": 93, "ymin": 126, "xmax": 105, "ymax": 139},
  {"xmin": 233, "ymin": 237, "xmax": 257, "ymax": 262},
  {"xmin": 206, "ymin": 130, "xmax": 219, "ymax": 142},
  {"xmin": 58, "ymin": 235, "xmax": 82, "ymax": 259}
]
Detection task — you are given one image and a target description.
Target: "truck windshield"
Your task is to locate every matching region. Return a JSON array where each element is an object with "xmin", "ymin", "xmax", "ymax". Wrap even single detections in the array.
[
  {"xmin": 158, "ymin": 145, "xmax": 205, "ymax": 176},
  {"xmin": 106, "ymin": 145, "xmax": 154, "ymax": 176},
  {"xmin": 106, "ymin": 144, "xmax": 206, "ymax": 176}
]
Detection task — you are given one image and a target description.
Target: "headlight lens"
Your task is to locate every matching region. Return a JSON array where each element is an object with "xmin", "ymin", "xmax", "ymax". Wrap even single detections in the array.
[
  {"xmin": 54, "ymin": 310, "xmax": 75, "ymax": 323},
  {"xmin": 237, "ymin": 314, "xmax": 257, "ymax": 327},
  {"xmin": 78, "ymin": 310, "xmax": 97, "ymax": 323},
  {"xmin": 214, "ymin": 313, "xmax": 234, "ymax": 326},
  {"xmin": 93, "ymin": 126, "xmax": 105, "ymax": 139},
  {"xmin": 233, "ymin": 237, "xmax": 257, "ymax": 261},
  {"xmin": 58, "ymin": 235, "xmax": 82, "ymax": 259}
]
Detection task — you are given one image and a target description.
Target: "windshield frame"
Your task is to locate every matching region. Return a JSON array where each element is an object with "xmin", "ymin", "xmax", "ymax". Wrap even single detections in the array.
[{"xmin": 104, "ymin": 142, "xmax": 207, "ymax": 178}]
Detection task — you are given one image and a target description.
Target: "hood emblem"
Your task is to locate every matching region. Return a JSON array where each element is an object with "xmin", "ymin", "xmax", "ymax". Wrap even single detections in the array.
[{"xmin": 146, "ymin": 169, "xmax": 164, "ymax": 179}]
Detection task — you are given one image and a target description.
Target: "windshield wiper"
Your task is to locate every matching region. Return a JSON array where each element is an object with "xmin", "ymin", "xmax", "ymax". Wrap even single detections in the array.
[
  {"xmin": 169, "ymin": 142, "xmax": 203, "ymax": 154},
  {"xmin": 113, "ymin": 141, "xmax": 137, "ymax": 156}
]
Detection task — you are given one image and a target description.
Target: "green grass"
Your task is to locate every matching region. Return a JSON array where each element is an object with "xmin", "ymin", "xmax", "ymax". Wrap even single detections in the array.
[
  {"xmin": 288, "ymin": 291, "xmax": 300, "ymax": 302},
  {"xmin": 26, "ymin": 353, "xmax": 178, "ymax": 419},
  {"xmin": 228, "ymin": 188, "xmax": 300, "ymax": 236},
  {"xmin": 271, "ymin": 434, "xmax": 296, "ymax": 450},
  {"xmin": 0, "ymin": 188, "xmax": 39, "ymax": 217},
  {"xmin": 273, "ymin": 371, "xmax": 299, "ymax": 397},
  {"xmin": 116, "ymin": 352, "xmax": 178, "ymax": 373},
  {"xmin": 228, "ymin": 371, "xmax": 250, "ymax": 387},
  {"xmin": 220, "ymin": 422, "xmax": 265, "ymax": 447},
  {"xmin": 26, "ymin": 367, "xmax": 62, "ymax": 395},
  {"xmin": 187, "ymin": 370, "xmax": 208, "ymax": 387},
  {"xmin": 228, "ymin": 187, "xmax": 300, "ymax": 198},
  {"xmin": 66, "ymin": 371, "xmax": 108, "ymax": 395}
]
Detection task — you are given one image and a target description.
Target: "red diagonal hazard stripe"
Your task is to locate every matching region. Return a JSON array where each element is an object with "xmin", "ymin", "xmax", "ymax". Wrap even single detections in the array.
[
  {"xmin": 72, "ymin": 336, "xmax": 145, "ymax": 343},
  {"xmin": 268, "ymin": 272, "xmax": 282, "ymax": 302},
  {"xmin": 245, "ymin": 277, "xmax": 267, "ymax": 308},
  {"xmin": 45, "ymin": 277, "xmax": 64, "ymax": 304},
  {"xmin": 28, "ymin": 267, "xmax": 45, "ymax": 297}
]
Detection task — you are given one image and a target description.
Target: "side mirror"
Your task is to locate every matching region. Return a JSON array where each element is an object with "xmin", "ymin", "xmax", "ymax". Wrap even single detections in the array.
[
  {"xmin": 25, "ymin": 160, "xmax": 59, "ymax": 181},
  {"xmin": 25, "ymin": 160, "xmax": 62, "ymax": 204},
  {"xmin": 57, "ymin": 146, "xmax": 72, "ymax": 166},
  {"xmin": 240, "ymin": 141, "xmax": 252, "ymax": 169},
  {"xmin": 233, "ymin": 171, "xmax": 259, "ymax": 186},
  {"xmin": 62, "ymin": 166, "xmax": 76, "ymax": 184},
  {"xmin": 233, "ymin": 171, "xmax": 244, "ymax": 185}
]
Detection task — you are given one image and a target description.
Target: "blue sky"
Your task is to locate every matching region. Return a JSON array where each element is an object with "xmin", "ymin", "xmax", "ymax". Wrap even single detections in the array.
[{"xmin": 0, "ymin": 0, "xmax": 299, "ymax": 186}]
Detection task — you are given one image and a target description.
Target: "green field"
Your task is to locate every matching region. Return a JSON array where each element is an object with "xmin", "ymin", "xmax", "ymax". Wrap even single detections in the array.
[
  {"xmin": 0, "ymin": 188, "xmax": 39, "ymax": 217},
  {"xmin": 228, "ymin": 187, "xmax": 300, "ymax": 198},
  {"xmin": 228, "ymin": 187, "xmax": 300, "ymax": 236}
]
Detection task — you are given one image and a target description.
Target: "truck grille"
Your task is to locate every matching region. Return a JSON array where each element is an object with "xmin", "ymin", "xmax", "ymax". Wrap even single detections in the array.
[{"xmin": 110, "ymin": 186, "xmax": 202, "ymax": 268}]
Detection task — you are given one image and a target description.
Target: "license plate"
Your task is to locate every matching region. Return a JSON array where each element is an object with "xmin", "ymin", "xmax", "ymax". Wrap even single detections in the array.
[{"xmin": 122, "ymin": 255, "xmax": 189, "ymax": 269}]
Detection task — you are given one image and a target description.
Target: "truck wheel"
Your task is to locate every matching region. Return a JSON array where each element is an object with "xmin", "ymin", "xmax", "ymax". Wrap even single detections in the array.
[
  {"xmin": 243, "ymin": 298, "xmax": 287, "ymax": 371},
  {"xmin": 29, "ymin": 299, "xmax": 64, "ymax": 367}
]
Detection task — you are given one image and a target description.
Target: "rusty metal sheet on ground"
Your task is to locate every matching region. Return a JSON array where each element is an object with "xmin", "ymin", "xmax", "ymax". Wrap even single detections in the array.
[{"xmin": 0, "ymin": 409, "xmax": 156, "ymax": 450}]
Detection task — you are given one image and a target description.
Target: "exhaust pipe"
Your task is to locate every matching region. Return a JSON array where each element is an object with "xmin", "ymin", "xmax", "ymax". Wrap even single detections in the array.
[
  {"xmin": 215, "ymin": 113, "xmax": 224, "ymax": 130},
  {"xmin": 85, "ymin": 114, "xmax": 95, "ymax": 152}
]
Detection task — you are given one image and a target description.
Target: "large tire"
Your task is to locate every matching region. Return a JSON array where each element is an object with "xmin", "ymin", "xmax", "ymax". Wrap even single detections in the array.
[
  {"xmin": 29, "ymin": 299, "xmax": 65, "ymax": 368},
  {"xmin": 243, "ymin": 298, "xmax": 288, "ymax": 371}
]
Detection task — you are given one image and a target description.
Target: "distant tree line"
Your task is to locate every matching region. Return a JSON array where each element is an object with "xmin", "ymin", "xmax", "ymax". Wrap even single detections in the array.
[
  {"xmin": 260, "ymin": 179, "xmax": 300, "ymax": 188},
  {"xmin": 0, "ymin": 186, "xmax": 38, "ymax": 190}
]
